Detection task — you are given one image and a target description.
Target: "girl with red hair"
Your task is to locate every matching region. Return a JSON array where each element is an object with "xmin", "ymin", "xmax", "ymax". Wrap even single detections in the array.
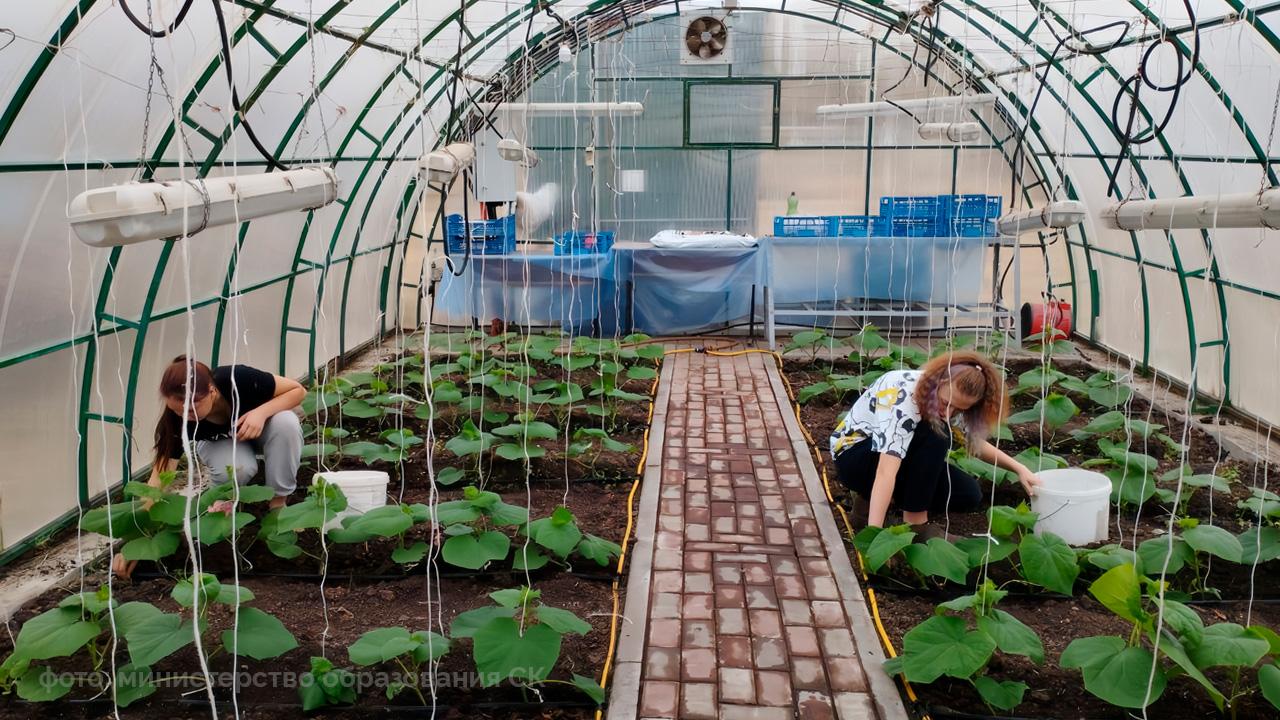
[{"xmin": 830, "ymin": 350, "xmax": 1040, "ymax": 539}]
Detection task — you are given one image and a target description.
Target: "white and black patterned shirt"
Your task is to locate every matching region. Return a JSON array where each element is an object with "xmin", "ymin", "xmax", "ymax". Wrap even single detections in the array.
[{"xmin": 829, "ymin": 370, "xmax": 965, "ymax": 459}]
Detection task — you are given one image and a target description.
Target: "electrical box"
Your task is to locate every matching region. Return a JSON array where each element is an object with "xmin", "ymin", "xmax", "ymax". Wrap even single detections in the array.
[{"xmin": 474, "ymin": 129, "xmax": 517, "ymax": 203}]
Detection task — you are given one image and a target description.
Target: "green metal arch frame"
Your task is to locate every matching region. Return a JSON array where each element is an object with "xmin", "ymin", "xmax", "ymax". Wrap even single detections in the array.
[{"xmin": 0, "ymin": 0, "xmax": 1278, "ymax": 551}]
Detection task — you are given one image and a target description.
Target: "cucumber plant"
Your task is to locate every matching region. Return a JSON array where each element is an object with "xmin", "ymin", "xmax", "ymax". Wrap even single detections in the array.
[
  {"xmin": 883, "ymin": 579, "xmax": 1043, "ymax": 711},
  {"xmin": 512, "ymin": 506, "xmax": 622, "ymax": 572},
  {"xmin": 347, "ymin": 626, "xmax": 450, "ymax": 703},
  {"xmin": 449, "ymin": 586, "xmax": 604, "ymax": 703},
  {"xmin": 436, "ymin": 486, "xmax": 528, "ymax": 570}
]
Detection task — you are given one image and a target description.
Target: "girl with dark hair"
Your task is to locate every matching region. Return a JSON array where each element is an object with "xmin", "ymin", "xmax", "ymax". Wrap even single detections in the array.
[
  {"xmin": 830, "ymin": 350, "xmax": 1041, "ymax": 539},
  {"xmin": 112, "ymin": 355, "xmax": 306, "ymax": 578}
]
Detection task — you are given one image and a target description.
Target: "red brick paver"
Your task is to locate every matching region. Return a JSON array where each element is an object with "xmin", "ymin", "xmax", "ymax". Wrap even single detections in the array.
[{"xmin": 609, "ymin": 350, "xmax": 906, "ymax": 720}]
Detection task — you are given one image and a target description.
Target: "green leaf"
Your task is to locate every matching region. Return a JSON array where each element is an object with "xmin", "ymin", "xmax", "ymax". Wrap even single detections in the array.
[
  {"xmin": 1070, "ymin": 410, "xmax": 1128, "ymax": 440},
  {"xmin": 488, "ymin": 501, "xmax": 530, "ymax": 527},
  {"xmin": 341, "ymin": 399, "xmax": 384, "ymax": 419},
  {"xmin": 12, "ymin": 607, "xmax": 100, "ymax": 661},
  {"xmin": 537, "ymin": 606, "xmax": 592, "ymax": 636},
  {"xmin": 80, "ymin": 501, "xmax": 152, "ymax": 539},
  {"xmin": 125, "ymin": 613, "xmax": 196, "ymax": 667},
  {"xmin": 15, "ymin": 665, "xmax": 72, "ymax": 701},
  {"xmin": 121, "ymin": 531, "xmax": 181, "ymax": 561},
  {"xmin": 863, "ymin": 526, "xmax": 916, "ymax": 572},
  {"xmin": 529, "ymin": 512, "xmax": 583, "ymax": 558},
  {"xmin": 1012, "ymin": 447, "xmax": 1068, "ymax": 474},
  {"xmin": 472, "ymin": 617, "xmax": 562, "ymax": 685},
  {"xmin": 1080, "ymin": 547, "xmax": 1136, "ymax": 574},
  {"xmin": 392, "ymin": 542, "xmax": 429, "ymax": 564},
  {"xmin": 1188, "ymin": 623, "xmax": 1271, "ymax": 669},
  {"xmin": 1240, "ymin": 527, "xmax": 1280, "ymax": 565},
  {"xmin": 972, "ymin": 676, "xmax": 1027, "ymax": 711},
  {"xmin": 513, "ymin": 544, "xmax": 551, "ymax": 570},
  {"xmin": 346, "ymin": 505, "xmax": 414, "ymax": 538},
  {"xmin": 954, "ymin": 537, "xmax": 1018, "ymax": 569},
  {"xmin": 1137, "ymin": 537, "xmax": 1193, "ymax": 575},
  {"xmin": 435, "ymin": 467, "xmax": 467, "ymax": 487},
  {"xmin": 276, "ymin": 496, "xmax": 339, "ymax": 532},
  {"xmin": 572, "ymin": 673, "xmax": 606, "ymax": 704},
  {"xmin": 1018, "ymin": 533, "xmax": 1079, "ymax": 595},
  {"xmin": 171, "ymin": 574, "xmax": 222, "ymax": 609},
  {"xmin": 1182, "ymin": 524, "xmax": 1244, "ymax": 563},
  {"xmin": 1088, "ymin": 564, "xmax": 1146, "ymax": 625},
  {"xmin": 1008, "ymin": 393, "xmax": 1079, "ymax": 429},
  {"xmin": 348, "ymin": 628, "xmax": 418, "ymax": 666},
  {"xmin": 1062, "ymin": 637, "xmax": 1167, "ymax": 708},
  {"xmin": 495, "ymin": 442, "xmax": 546, "ymax": 461},
  {"xmin": 302, "ymin": 443, "xmax": 339, "ymax": 459},
  {"xmin": 445, "ymin": 419, "xmax": 496, "ymax": 457},
  {"xmin": 988, "ymin": 504, "xmax": 1039, "ymax": 539},
  {"xmin": 1107, "ymin": 466, "xmax": 1157, "ymax": 507},
  {"xmin": 901, "ymin": 538, "xmax": 970, "ymax": 584},
  {"xmin": 408, "ymin": 631, "xmax": 451, "ymax": 664},
  {"xmin": 1259, "ymin": 664, "xmax": 1280, "ymax": 710},
  {"xmin": 576, "ymin": 534, "xmax": 622, "ymax": 566},
  {"xmin": 1087, "ymin": 384, "xmax": 1132, "ymax": 408},
  {"xmin": 978, "ymin": 610, "xmax": 1044, "ymax": 663},
  {"xmin": 797, "ymin": 382, "xmax": 832, "ymax": 404},
  {"xmin": 900, "ymin": 615, "xmax": 996, "ymax": 683},
  {"xmin": 113, "ymin": 663, "xmax": 156, "ymax": 707},
  {"xmin": 626, "ymin": 366, "xmax": 657, "ymax": 381},
  {"xmin": 222, "ymin": 607, "xmax": 298, "ymax": 660},
  {"xmin": 442, "ymin": 530, "xmax": 511, "ymax": 569},
  {"xmin": 450, "ymin": 607, "xmax": 517, "ymax": 639},
  {"xmin": 193, "ymin": 511, "xmax": 255, "ymax": 546}
]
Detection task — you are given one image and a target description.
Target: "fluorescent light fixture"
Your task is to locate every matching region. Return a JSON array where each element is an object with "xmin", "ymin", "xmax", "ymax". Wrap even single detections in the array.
[
  {"xmin": 497, "ymin": 138, "xmax": 540, "ymax": 168},
  {"xmin": 477, "ymin": 101, "xmax": 644, "ymax": 118},
  {"xmin": 419, "ymin": 142, "xmax": 476, "ymax": 185},
  {"xmin": 917, "ymin": 122, "xmax": 982, "ymax": 142},
  {"xmin": 68, "ymin": 167, "xmax": 340, "ymax": 248},
  {"xmin": 817, "ymin": 93, "xmax": 996, "ymax": 120},
  {"xmin": 558, "ymin": 44, "xmax": 574, "ymax": 64},
  {"xmin": 1101, "ymin": 189, "xmax": 1280, "ymax": 230},
  {"xmin": 997, "ymin": 200, "xmax": 1088, "ymax": 236}
]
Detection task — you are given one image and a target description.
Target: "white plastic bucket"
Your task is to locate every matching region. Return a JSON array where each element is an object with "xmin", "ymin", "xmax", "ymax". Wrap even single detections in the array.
[
  {"xmin": 1030, "ymin": 468, "xmax": 1111, "ymax": 546},
  {"xmin": 317, "ymin": 470, "xmax": 389, "ymax": 531}
]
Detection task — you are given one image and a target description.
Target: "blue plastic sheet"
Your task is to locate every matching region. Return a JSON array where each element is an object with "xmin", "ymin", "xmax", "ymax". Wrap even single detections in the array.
[
  {"xmin": 763, "ymin": 235, "xmax": 985, "ymax": 306},
  {"xmin": 432, "ymin": 252, "xmax": 623, "ymax": 333},
  {"xmin": 621, "ymin": 245, "xmax": 764, "ymax": 335}
]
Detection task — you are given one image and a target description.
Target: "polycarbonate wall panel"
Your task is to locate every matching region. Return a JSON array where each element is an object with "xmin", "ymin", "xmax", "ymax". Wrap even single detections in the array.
[
  {"xmin": 780, "ymin": 78, "xmax": 869, "ymax": 146},
  {"xmin": 688, "ymin": 83, "xmax": 775, "ymax": 145},
  {"xmin": 1223, "ymin": 288, "xmax": 1280, "ymax": 426},
  {"xmin": 0, "ymin": 349, "xmax": 83, "ymax": 549},
  {"xmin": 218, "ymin": 282, "xmax": 287, "ymax": 373},
  {"xmin": 597, "ymin": 149, "xmax": 730, "ymax": 241},
  {"xmin": 746, "ymin": 149, "xmax": 869, "ymax": 226}
]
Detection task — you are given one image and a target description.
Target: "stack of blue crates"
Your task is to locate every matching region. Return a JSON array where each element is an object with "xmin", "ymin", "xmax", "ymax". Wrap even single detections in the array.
[
  {"xmin": 554, "ymin": 230, "xmax": 615, "ymax": 256},
  {"xmin": 445, "ymin": 214, "xmax": 516, "ymax": 255},
  {"xmin": 772, "ymin": 194, "xmax": 1003, "ymax": 238}
]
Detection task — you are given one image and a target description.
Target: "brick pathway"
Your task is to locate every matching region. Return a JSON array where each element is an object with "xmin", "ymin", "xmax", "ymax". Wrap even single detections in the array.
[{"xmin": 608, "ymin": 350, "xmax": 907, "ymax": 720}]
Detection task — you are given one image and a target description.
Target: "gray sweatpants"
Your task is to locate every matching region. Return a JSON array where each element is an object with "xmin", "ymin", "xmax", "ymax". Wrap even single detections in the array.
[{"xmin": 195, "ymin": 410, "xmax": 302, "ymax": 497}]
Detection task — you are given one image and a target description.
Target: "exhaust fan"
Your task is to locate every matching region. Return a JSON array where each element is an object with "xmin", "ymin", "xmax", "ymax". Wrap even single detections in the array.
[{"xmin": 682, "ymin": 14, "xmax": 731, "ymax": 64}]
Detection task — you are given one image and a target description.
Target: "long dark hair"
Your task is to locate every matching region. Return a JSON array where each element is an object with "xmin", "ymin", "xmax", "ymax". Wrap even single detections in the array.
[{"xmin": 153, "ymin": 355, "xmax": 214, "ymax": 469}]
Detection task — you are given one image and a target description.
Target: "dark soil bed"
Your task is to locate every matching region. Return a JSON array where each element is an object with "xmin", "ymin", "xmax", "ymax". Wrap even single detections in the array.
[
  {"xmin": 0, "ymin": 570, "xmax": 614, "ymax": 719},
  {"xmin": 783, "ymin": 352, "xmax": 1280, "ymax": 718}
]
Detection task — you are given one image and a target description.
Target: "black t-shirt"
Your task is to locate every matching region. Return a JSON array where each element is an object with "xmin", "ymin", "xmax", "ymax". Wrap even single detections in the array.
[{"xmin": 171, "ymin": 365, "xmax": 277, "ymax": 457}]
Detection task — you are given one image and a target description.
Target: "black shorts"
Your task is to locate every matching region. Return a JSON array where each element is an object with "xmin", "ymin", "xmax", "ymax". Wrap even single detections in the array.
[{"xmin": 833, "ymin": 421, "xmax": 983, "ymax": 514}]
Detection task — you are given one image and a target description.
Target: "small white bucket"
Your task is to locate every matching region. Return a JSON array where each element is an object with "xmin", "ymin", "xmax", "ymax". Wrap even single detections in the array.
[
  {"xmin": 1031, "ymin": 468, "xmax": 1111, "ymax": 546},
  {"xmin": 317, "ymin": 470, "xmax": 389, "ymax": 531}
]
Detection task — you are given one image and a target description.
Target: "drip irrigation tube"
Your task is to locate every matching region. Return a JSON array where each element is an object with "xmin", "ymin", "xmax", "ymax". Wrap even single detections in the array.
[{"xmin": 129, "ymin": 567, "xmax": 617, "ymax": 583}]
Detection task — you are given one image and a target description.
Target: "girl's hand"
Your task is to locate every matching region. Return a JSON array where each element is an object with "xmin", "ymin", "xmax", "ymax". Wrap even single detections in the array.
[
  {"xmin": 236, "ymin": 409, "xmax": 267, "ymax": 440},
  {"xmin": 1017, "ymin": 466, "xmax": 1042, "ymax": 498},
  {"xmin": 111, "ymin": 553, "xmax": 138, "ymax": 580}
]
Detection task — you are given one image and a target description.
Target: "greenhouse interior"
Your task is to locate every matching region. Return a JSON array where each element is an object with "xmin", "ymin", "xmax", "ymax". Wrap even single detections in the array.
[{"xmin": 5, "ymin": 1, "xmax": 1280, "ymax": 718}]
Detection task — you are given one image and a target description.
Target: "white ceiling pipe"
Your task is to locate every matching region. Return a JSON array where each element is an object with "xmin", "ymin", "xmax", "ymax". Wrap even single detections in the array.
[
  {"xmin": 68, "ymin": 167, "xmax": 340, "ymax": 248},
  {"xmin": 916, "ymin": 122, "xmax": 983, "ymax": 142},
  {"xmin": 1100, "ymin": 189, "xmax": 1280, "ymax": 230},
  {"xmin": 816, "ymin": 93, "xmax": 996, "ymax": 119},
  {"xmin": 997, "ymin": 200, "xmax": 1088, "ymax": 236},
  {"xmin": 476, "ymin": 101, "xmax": 645, "ymax": 117}
]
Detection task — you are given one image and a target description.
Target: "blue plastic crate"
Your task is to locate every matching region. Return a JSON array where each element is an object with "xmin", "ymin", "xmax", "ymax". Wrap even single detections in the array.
[
  {"xmin": 889, "ymin": 217, "xmax": 937, "ymax": 237},
  {"xmin": 554, "ymin": 230, "xmax": 615, "ymax": 256},
  {"xmin": 774, "ymin": 216, "xmax": 836, "ymax": 237},
  {"xmin": 833, "ymin": 215, "xmax": 874, "ymax": 237},
  {"xmin": 446, "ymin": 214, "xmax": 516, "ymax": 255},
  {"xmin": 880, "ymin": 196, "xmax": 941, "ymax": 219},
  {"xmin": 938, "ymin": 216, "xmax": 997, "ymax": 237},
  {"xmin": 940, "ymin": 194, "xmax": 1003, "ymax": 220}
]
